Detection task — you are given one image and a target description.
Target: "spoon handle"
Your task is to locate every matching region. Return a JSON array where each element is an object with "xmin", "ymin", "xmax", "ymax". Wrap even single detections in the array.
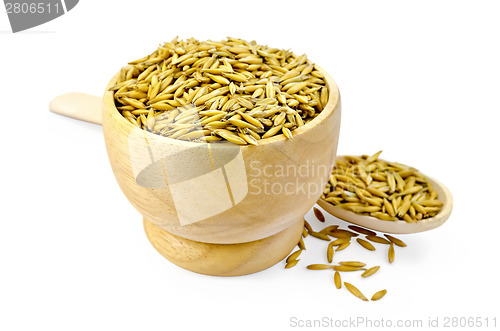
[{"xmin": 49, "ymin": 92, "xmax": 102, "ymax": 125}]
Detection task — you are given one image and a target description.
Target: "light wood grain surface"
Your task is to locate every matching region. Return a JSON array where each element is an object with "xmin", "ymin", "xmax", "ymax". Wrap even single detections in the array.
[
  {"xmin": 49, "ymin": 92, "xmax": 102, "ymax": 125},
  {"xmin": 143, "ymin": 216, "xmax": 304, "ymax": 276}
]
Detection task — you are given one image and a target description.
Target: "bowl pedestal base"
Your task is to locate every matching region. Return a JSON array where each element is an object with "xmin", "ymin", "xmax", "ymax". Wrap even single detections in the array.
[{"xmin": 143, "ymin": 217, "xmax": 304, "ymax": 276}]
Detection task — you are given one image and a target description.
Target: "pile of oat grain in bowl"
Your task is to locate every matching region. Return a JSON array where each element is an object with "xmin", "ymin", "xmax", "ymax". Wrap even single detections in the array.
[{"xmin": 110, "ymin": 37, "xmax": 329, "ymax": 145}]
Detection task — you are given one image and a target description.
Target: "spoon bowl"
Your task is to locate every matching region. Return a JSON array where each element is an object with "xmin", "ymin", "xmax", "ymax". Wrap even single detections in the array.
[{"xmin": 317, "ymin": 170, "xmax": 453, "ymax": 234}]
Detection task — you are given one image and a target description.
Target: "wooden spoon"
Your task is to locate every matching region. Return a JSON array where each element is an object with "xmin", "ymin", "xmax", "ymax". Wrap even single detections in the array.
[
  {"xmin": 317, "ymin": 166, "xmax": 453, "ymax": 234},
  {"xmin": 49, "ymin": 92, "xmax": 102, "ymax": 124}
]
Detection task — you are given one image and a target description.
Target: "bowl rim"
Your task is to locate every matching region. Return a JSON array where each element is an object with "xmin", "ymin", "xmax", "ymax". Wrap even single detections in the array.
[{"xmin": 103, "ymin": 64, "xmax": 340, "ymax": 148}]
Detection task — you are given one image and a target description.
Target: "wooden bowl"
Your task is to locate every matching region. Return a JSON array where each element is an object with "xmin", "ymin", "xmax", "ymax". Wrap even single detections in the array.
[
  {"xmin": 103, "ymin": 68, "xmax": 340, "ymax": 243},
  {"xmin": 102, "ymin": 67, "xmax": 340, "ymax": 275}
]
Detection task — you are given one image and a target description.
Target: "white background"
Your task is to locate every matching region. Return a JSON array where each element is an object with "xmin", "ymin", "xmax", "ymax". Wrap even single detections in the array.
[{"xmin": 1, "ymin": 1, "xmax": 499, "ymax": 330}]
